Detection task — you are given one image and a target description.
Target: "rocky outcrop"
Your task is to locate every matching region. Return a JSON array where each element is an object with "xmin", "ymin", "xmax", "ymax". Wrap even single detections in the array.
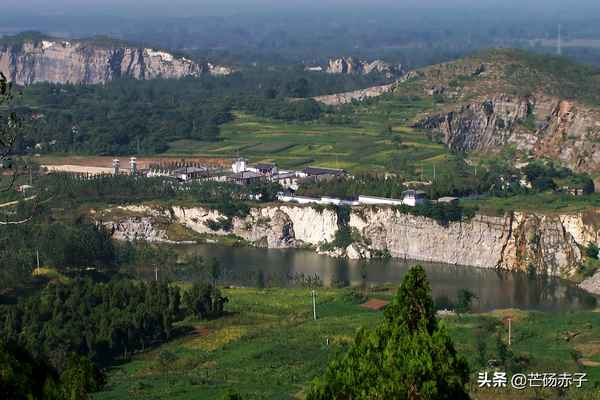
[
  {"xmin": 0, "ymin": 37, "xmax": 233, "ymax": 85},
  {"xmin": 313, "ymin": 82, "xmax": 398, "ymax": 106},
  {"xmin": 533, "ymin": 98, "xmax": 600, "ymax": 174},
  {"xmin": 103, "ymin": 204, "xmax": 600, "ymax": 280},
  {"xmin": 416, "ymin": 93, "xmax": 600, "ymax": 173},
  {"xmin": 415, "ymin": 95, "xmax": 533, "ymax": 152},
  {"xmin": 350, "ymin": 208, "xmax": 581, "ymax": 277},
  {"xmin": 169, "ymin": 205, "xmax": 338, "ymax": 248},
  {"xmin": 580, "ymin": 272, "xmax": 600, "ymax": 296},
  {"xmin": 313, "ymin": 71, "xmax": 417, "ymax": 106},
  {"xmin": 326, "ymin": 57, "xmax": 404, "ymax": 78},
  {"xmin": 106, "ymin": 217, "xmax": 168, "ymax": 242}
]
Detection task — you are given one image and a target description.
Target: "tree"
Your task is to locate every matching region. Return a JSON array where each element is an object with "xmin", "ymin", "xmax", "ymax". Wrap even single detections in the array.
[
  {"xmin": 307, "ymin": 265, "xmax": 470, "ymax": 400},
  {"xmin": 208, "ymin": 258, "xmax": 222, "ymax": 286},
  {"xmin": 60, "ymin": 354, "xmax": 106, "ymax": 400},
  {"xmin": 256, "ymin": 270, "xmax": 266, "ymax": 289},
  {"xmin": 455, "ymin": 289, "xmax": 477, "ymax": 315},
  {"xmin": 0, "ymin": 340, "xmax": 62, "ymax": 400},
  {"xmin": 586, "ymin": 242, "xmax": 599, "ymax": 259},
  {"xmin": 183, "ymin": 282, "xmax": 228, "ymax": 320}
]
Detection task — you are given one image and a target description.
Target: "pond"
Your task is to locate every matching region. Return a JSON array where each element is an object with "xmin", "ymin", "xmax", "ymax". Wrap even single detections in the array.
[{"xmin": 165, "ymin": 244, "xmax": 597, "ymax": 312}]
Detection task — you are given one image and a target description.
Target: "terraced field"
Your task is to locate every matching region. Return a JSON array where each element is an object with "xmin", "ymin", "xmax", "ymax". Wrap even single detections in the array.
[{"xmin": 166, "ymin": 94, "xmax": 452, "ymax": 174}]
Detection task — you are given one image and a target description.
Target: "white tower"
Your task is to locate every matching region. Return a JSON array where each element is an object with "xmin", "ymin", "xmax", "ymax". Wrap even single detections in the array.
[
  {"xmin": 112, "ymin": 159, "xmax": 120, "ymax": 175},
  {"xmin": 232, "ymin": 158, "xmax": 247, "ymax": 173},
  {"xmin": 130, "ymin": 157, "xmax": 137, "ymax": 175}
]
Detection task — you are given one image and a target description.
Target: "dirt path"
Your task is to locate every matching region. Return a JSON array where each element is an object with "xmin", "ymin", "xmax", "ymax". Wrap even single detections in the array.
[{"xmin": 0, "ymin": 195, "xmax": 37, "ymax": 209}]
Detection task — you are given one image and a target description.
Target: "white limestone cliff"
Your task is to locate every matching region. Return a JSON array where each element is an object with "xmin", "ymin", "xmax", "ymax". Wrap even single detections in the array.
[
  {"xmin": 0, "ymin": 39, "xmax": 233, "ymax": 85},
  {"xmin": 103, "ymin": 204, "xmax": 600, "ymax": 282}
]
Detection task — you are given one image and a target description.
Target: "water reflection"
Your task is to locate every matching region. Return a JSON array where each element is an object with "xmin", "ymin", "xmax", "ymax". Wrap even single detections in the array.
[{"xmin": 168, "ymin": 244, "xmax": 596, "ymax": 312}]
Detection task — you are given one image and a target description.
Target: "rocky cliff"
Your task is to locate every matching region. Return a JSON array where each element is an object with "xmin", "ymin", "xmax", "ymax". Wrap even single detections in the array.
[
  {"xmin": 101, "ymin": 204, "xmax": 600, "ymax": 280},
  {"xmin": 313, "ymin": 82, "xmax": 398, "ymax": 106},
  {"xmin": 416, "ymin": 94, "xmax": 532, "ymax": 152},
  {"xmin": 415, "ymin": 94, "xmax": 600, "ymax": 173},
  {"xmin": 326, "ymin": 57, "xmax": 403, "ymax": 78},
  {"xmin": 0, "ymin": 36, "xmax": 233, "ymax": 85},
  {"xmin": 405, "ymin": 50, "xmax": 600, "ymax": 174}
]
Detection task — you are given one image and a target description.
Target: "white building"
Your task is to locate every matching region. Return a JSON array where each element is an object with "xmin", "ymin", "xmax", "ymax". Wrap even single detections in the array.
[
  {"xmin": 232, "ymin": 158, "xmax": 248, "ymax": 174},
  {"xmin": 277, "ymin": 194, "xmax": 359, "ymax": 206},
  {"xmin": 401, "ymin": 190, "xmax": 426, "ymax": 207},
  {"xmin": 358, "ymin": 195, "xmax": 404, "ymax": 206}
]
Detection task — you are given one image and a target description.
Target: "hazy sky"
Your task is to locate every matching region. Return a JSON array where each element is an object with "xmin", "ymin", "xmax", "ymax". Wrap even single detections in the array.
[{"xmin": 4, "ymin": 0, "xmax": 596, "ymax": 18}]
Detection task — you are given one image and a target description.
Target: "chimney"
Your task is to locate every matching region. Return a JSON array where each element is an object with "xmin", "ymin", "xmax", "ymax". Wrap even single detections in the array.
[
  {"xmin": 112, "ymin": 159, "xmax": 120, "ymax": 175},
  {"xmin": 130, "ymin": 157, "xmax": 137, "ymax": 175}
]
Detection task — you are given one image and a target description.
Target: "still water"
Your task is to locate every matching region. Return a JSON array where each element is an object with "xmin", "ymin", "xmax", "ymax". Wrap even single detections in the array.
[{"xmin": 172, "ymin": 244, "xmax": 597, "ymax": 312}]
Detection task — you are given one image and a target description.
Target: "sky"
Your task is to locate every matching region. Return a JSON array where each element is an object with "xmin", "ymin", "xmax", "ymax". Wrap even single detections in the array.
[{"xmin": 4, "ymin": 0, "xmax": 597, "ymax": 18}]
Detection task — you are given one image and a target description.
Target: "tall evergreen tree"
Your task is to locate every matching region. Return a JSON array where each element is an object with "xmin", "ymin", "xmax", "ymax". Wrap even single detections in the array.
[{"xmin": 307, "ymin": 265, "xmax": 470, "ymax": 400}]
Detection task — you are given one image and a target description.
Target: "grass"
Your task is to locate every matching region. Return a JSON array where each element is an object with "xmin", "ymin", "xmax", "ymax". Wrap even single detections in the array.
[
  {"xmin": 95, "ymin": 287, "xmax": 600, "ymax": 400},
  {"xmin": 164, "ymin": 93, "xmax": 448, "ymax": 174},
  {"xmin": 465, "ymin": 193, "xmax": 600, "ymax": 215}
]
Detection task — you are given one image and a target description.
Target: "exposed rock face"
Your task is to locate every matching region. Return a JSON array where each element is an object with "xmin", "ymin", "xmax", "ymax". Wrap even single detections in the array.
[
  {"xmin": 350, "ymin": 208, "xmax": 581, "ymax": 277},
  {"xmin": 580, "ymin": 272, "xmax": 600, "ymax": 296},
  {"xmin": 104, "ymin": 204, "xmax": 600, "ymax": 281},
  {"xmin": 313, "ymin": 72, "xmax": 416, "ymax": 106},
  {"xmin": 533, "ymin": 98, "xmax": 600, "ymax": 174},
  {"xmin": 416, "ymin": 95, "xmax": 532, "ymax": 152},
  {"xmin": 416, "ymin": 94, "xmax": 600, "ymax": 173},
  {"xmin": 0, "ymin": 39, "xmax": 233, "ymax": 85},
  {"xmin": 168, "ymin": 205, "xmax": 338, "ymax": 248},
  {"xmin": 106, "ymin": 217, "xmax": 168, "ymax": 242},
  {"xmin": 326, "ymin": 57, "xmax": 403, "ymax": 78},
  {"xmin": 313, "ymin": 82, "xmax": 398, "ymax": 106}
]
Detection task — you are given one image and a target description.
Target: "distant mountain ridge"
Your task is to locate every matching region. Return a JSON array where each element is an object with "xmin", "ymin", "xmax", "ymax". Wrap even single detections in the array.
[{"xmin": 0, "ymin": 32, "xmax": 233, "ymax": 85}]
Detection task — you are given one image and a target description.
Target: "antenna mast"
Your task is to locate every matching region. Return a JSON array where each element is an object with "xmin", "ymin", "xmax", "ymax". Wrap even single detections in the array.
[{"xmin": 557, "ymin": 24, "xmax": 562, "ymax": 56}]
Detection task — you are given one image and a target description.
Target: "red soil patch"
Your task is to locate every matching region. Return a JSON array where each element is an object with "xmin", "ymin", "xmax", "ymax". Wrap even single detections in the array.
[
  {"xmin": 360, "ymin": 299, "xmax": 390, "ymax": 311},
  {"xmin": 578, "ymin": 359, "xmax": 600, "ymax": 367},
  {"xmin": 192, "ymin": 326, "xmax": 211, "ymax": 337}
]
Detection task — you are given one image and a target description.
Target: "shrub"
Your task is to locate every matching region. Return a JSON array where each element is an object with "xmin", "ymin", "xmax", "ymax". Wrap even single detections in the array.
[{"xmin": 586, "ymin": 243, "xmax": 599, "ymax": 260}]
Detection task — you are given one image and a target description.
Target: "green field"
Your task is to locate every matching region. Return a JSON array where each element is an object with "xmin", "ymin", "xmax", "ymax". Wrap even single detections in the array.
[
  {"xmin": 95, "ymin": 286, "xmax": 600, "ymax": 400},
  {"xmin": 166, "ymin": 94, "xmax": 449, "ymax": 173}
]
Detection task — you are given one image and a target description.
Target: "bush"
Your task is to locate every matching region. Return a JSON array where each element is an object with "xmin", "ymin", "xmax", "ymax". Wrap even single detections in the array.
[
  {"xmin": 183, "ymin": 282, "xmax": 229, "ymax": 320},
  {"xmin": 205, "ymin": 218, "xmax": 233, "ymax": 232},
  {"xmin": 395, "ymin": 201, "xmax": 476, "ymax": 226},
  {"xmin": 586, "ymin": 243, "xmax": 599, "ymax": 259}
]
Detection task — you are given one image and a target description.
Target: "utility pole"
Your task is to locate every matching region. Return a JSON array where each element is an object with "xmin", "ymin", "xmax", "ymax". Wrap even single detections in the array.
[
  {"xmin": 312, "ymin": 290, "xmax": 317, "ymax": 320},
  {"xmin": 36, "ymin": 249, "xmax": 40, "ymax": 275},
  {"xmin": 154, "ymin": 265, "xmax": 158, "ymax": 282},
  {"xmin": 433, "ymin": 164, "xmax": 436, "ymax": 182},
  {"xmin": 508, "ymin": 318, "xmax": 512, "ymax": 347}
]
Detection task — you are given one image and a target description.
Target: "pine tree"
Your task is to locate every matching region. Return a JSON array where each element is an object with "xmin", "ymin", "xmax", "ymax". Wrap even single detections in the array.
[{"xmin": 307, "ymin": 265, "xmax": 470, "ymax": 400}]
